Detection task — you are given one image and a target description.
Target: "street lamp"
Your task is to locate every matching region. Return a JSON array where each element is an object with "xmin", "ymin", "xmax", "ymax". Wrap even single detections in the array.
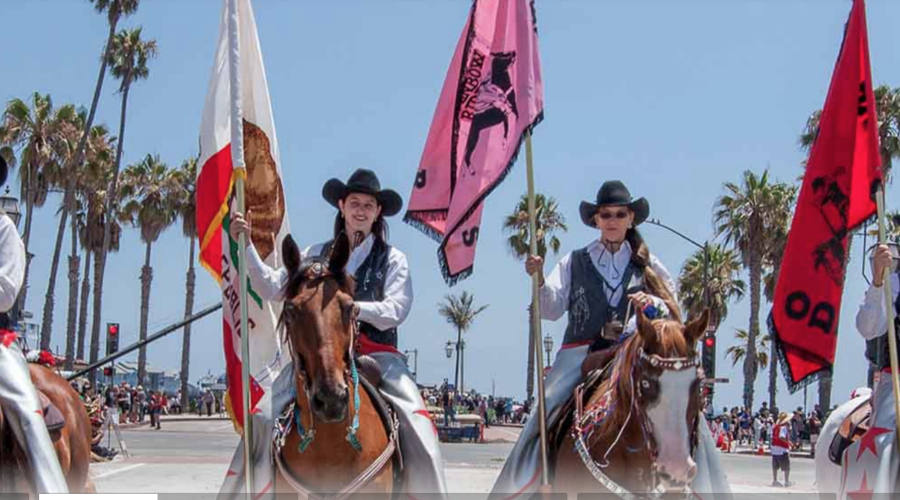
[
  {"xmin": 444, "ymin": 339, "xmax": 466, "ymax": 392},
  {"xmin": 645, "ymin": 218, "xmax": 710, "ymax": 310},
  {"xmin": 444, "ymin": 340, "xmax": 453, "ymax": 359},
  {"xmin": 0, "ymin": 186, "xmax": 21, "ymax": 228},
  {"xmin": 543, "ymin": 335, "xmax": 554, "ymax": 368}
]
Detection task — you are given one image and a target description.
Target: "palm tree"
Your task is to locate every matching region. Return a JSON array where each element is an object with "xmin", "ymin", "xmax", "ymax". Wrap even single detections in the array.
[
  {"xmin": 797, "ymin": 87, "xmax": 900, "ymax": 411},
  {"xmin": 725, "ymin": 329, "xmax": 770, "ymax": 373},
  {"xmin": 83, "ymin": 153, "xmax": 122, "ymax": 386},
  {"xmin": 75, "ymin": 126, "xmax": 115, "ymax": 363},
  {"xmin": 761, "ymin": 182, "xmax": 797, "ymax": 410},
  {"xmin": 437, "ymin": 291, "xmax": 488, "ymax": 394},
  {"xmin": 0, "ymin": 93, "xmax": 61, "ymax": 320},
  {"xmin": 118, "ymin": 154, "xmax": 179, "ymax": 385},
  {"xmin": 43, "ymin": 0, "xmax": 140, "ymax": 356},
  {"xmin": 714, "ymin": 169, "xmax": 789, "ymax": 411},
  {"xmin": 89, "ymin": 27, "xmax": 157, "ymax": 383},
  {"xmin": 678, "ymin": 243, "xmax": 746, "ymax": 327},
  {"xmin": 37, "ymin": 103, "xmax": 83, "ymax": 352},
  {"xmin": 173, "ymin": 156, "xmax": 197, "ymax": 412},
  {"xmin": 501, "ymin": 193, "xmax": 568, "ymax": 400}
]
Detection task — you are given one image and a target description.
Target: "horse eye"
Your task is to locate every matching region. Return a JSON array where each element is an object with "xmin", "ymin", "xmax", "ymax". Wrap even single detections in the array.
[{"xmin": 641, "ymin": 380, "xmax": 651, "ymax": 390}]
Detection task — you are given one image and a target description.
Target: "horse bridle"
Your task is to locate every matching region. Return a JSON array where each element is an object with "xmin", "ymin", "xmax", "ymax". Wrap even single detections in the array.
[
  {"xmin": 283, "ymin": 261, "xmax": 362, "ymax": 450},
  {"xmin": 573, "ymin": 348, "xmax": 702, "ymax": 500}
]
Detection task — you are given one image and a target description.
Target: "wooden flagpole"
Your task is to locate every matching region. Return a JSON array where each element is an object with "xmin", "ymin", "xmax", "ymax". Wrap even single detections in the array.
[
  {"xmin": 227, "ymin": 0, "xmax": 255, "ymax": 495},
  {"xmin": 525, "ymin": 132, "xmax": 550, "ymax": 486},
  {"xmin": 874, "ymin": 186, "xmax": 900, "ymax": 441}
]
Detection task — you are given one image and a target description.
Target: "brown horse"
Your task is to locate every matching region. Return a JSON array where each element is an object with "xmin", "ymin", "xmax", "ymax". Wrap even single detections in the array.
[
  {"xmin": 554, "ymin": 309, "xmax": 709, "ymax": 497},
  {"xmin": 0, "ymin": 363, "xmax": 94, "ymax": 493},
  {"xmin": 273, "ymin": 233, "xmax": 397, "ymax": 497}
]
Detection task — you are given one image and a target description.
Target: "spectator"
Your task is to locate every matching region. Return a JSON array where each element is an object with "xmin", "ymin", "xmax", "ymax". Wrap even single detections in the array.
[
  {"xmin": 738, "ymin": 408, "xmax": 751, "ymax": 446},
  {"xmin": 202, "ymin": 390, "xmax": 215, "ymax": 417},
  {"xmin": 808, "ymin": 412, "xmax": 822, "ymax": 458},
  {"xmin": 771, "ymin": 412, "xmax": 793, "ymax": 487},
  {"xmin": 791, "ymin": 408, "xmax": 804, "ymax": 451}
]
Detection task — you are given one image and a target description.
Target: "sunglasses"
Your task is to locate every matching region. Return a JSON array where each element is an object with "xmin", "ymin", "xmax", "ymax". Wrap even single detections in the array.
[{"xmin": 598, "ymin": 210, "xmax": 630, "ymax": 220}]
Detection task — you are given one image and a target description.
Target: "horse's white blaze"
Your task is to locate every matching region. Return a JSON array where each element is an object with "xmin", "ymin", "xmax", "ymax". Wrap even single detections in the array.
[{"xmin": 647, "ymin": 369, "xmax": 697, "ymax": 485}]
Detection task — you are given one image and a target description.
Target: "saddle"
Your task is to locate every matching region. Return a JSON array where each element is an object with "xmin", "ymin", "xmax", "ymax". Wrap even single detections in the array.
[
  {"xmin": 356, "ymin": 355, "xmax": 383, "ymax": 389},
  {"xmin": 829, "ymin": 399, "xmax": 872, "ymax": 466}
]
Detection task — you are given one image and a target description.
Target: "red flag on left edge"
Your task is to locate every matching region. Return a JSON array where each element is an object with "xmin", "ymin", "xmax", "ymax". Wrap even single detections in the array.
[
  {"xmin": 769, "ymin": 0, "xmax": 881, "ymax": 392},
  {"xmin": 196, "ymin": 0, "xmax": 290, "ymax": 429}
]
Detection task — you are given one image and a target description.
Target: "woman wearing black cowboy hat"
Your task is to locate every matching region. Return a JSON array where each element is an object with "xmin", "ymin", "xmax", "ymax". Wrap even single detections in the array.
[
  {"xmin": 229, "ymin": 168, "xmax": 447, "ymax": 496},
  {"xmin": 491, "ymin": 180, "xmax": 684, "ymax": 496},
  {"xmin": 0, "ymin": 156, "xmax": 69, "ymax": 492}
]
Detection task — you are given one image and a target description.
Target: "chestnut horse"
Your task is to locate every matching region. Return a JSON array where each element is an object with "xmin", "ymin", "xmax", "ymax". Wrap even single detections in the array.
[
  {"xmin": 272, "ymin": 233, "xmax": 398, "ymax": 497},
  {"xmin": 0, "ymin": 364, "xmax": 94, "ymax": 493},
  {"xmin": 554, "ymin": 309, "xmax": 709, "ymax": 497}
]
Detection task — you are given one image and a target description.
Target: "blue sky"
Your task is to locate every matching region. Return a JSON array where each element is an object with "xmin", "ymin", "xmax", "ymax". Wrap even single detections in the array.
[{"xmin": 4, "ymin": 0, "xmax": 900, "ymax": 412}]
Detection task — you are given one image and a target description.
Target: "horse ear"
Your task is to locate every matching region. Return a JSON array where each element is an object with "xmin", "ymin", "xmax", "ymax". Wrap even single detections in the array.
[
  {"xmin": 685, "ymin": 309, "xmax": 710, "ymax": 345},
  {"xmin": 329, "ymin": 232, "xmax": 351, "ymax": 275},
  {"xmin": 282, "ymin": 234, "xmax": 301, "ymax": 273},
  {"xmin": 635, "ymin": 306, "xmax": 654, "ymax": 341}
]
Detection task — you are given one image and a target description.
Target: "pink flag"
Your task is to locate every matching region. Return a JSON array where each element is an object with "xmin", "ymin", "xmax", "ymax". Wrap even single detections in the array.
[{"xmin": 404, "ymin": 0, "xmax": 544, "ymax": 285}]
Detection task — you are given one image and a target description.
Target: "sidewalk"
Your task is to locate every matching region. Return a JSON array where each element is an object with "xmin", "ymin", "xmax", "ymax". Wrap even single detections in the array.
[{"xmin": 119, "ymin": 413, "xmax": 229, "ymax": 429}]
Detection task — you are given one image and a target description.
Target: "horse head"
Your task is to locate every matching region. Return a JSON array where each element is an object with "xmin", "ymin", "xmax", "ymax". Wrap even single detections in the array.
[
  {"xmin": 631, "ymin": 308, "xmax": 709, "ymax": 490},
  {"xmin": 280, "ymin": 233, "xmax": 358, "ymax": 424}
]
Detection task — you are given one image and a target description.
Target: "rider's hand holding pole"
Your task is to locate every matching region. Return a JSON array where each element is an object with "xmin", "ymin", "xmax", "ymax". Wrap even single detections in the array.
[
  {"xmin": 872, "ymin": 244, "xmax": 893, "ymax": 288},
  {"xmin": 525, "ymin": 255, "xmax": 544, "ymax": 287}
]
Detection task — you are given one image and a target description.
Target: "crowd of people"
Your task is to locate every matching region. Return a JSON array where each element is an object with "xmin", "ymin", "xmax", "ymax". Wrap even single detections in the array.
[
  {"xmin": 420, "ymin": 385, "xmax": 532, "ymax": 428},
  {"xmin": 706, "ymin": 403, "xmax": 825, "ymax": 458}
]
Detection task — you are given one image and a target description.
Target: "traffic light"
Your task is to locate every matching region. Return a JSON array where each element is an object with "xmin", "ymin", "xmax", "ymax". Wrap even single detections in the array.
[
  {"xmin": 106, "ymin": 323, "xmax": 120, "ymax": 355},
  {"xmin": 103, "ymin": 366, "xmax": 114, "ymax": 378},
  {"xmin": 701, "ymin": 333, "xmax": 716, "ymax": 379}
]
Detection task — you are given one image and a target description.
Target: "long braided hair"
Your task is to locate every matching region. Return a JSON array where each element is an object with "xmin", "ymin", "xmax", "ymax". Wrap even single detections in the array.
[{"xmin": 625, "ymin": 227, "xmax": 682, "ymax": 323}]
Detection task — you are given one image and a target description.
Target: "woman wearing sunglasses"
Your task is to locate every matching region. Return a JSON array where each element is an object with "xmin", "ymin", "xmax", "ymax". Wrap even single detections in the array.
[{"xmin": 491, "ymin": 180, "xmax": 682, "ymax": 495}]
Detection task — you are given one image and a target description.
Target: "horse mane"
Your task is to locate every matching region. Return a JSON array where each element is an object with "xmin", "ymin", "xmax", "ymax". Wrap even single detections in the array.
[{"xmin": 594, "ymin": 319, "xmax": 693, "ymax": 439}]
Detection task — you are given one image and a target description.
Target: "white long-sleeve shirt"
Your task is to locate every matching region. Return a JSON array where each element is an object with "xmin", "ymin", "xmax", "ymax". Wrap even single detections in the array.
[
  {"xmin": 856, "ymin": 274, "xmax": 900, "ymax": 340},
  {"xmin": 245, "ymin": 234, "xmax": 413, "ymax": 332},
  {"xmin": 0, "ymin": 215, "xmax": 25, "ymax": 313},
  {"xmin": 539, "ymin": 240, "xmax": 677, "ymax": 329}
]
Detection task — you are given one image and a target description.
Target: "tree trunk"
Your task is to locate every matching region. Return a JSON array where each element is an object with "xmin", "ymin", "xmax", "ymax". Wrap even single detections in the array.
[
  {"xmin": 77, "ymin": 247, "xmax": 92, "ymax": 361},
  {"xmin": 461, "ymin": 339, "xmax": 466, "ymax": 394},
  {"xmin": 180, "ymin": 238, "xmax": 196, "ymax": 412},
  {"xmin": 137, "ymin": 240, "xmax": 153, "ymax": 386},
  {"xmin": 89, "ymin": 251, "xmax": 104, "ymax": 386},
  {"xmin": 526, "ymin": 304, "xmax": 535, "ymax": 401},
  {"xmin": 454, "ymin": 327, "xmax": 462, "ymax": 391},
  {"xmin": 64, "ymin": 213, "xmax": 79, "ymax": 370},
  {"xmin": 768, "ymin": 341, "xmax": 777, "ymax": 411},
  {"xmin": 744, "ymin": 247, "xmax": 762, "ymax": 411},
  {"xmin": 819, "ymin": 376, "xmax": 833, "ymax": 413},
  {"xmin": 89, "ymin": 79, "xmax": 130, "ymax": 385},
  {"xmin": 40, "ymin": 190, "xmax": 71, "ymax": 350}
]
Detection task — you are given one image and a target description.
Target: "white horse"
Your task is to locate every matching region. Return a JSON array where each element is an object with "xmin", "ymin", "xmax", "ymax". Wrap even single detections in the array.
[{"xmin": 814, "ymin": 387, "xmax": 873, "ymax": 496}]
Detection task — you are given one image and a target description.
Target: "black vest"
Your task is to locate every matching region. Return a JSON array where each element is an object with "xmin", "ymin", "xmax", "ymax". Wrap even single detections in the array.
[
  {"xmin": 320, "ymin": 238, "xmax": 398, "ymax": 347},
  {"xmin": 562, "ymin": 246, "xmax": 645, "ymax": 346}
]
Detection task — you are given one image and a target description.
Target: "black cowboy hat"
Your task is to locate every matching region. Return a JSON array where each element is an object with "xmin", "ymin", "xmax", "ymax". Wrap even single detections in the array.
[
  {"xmin": 579, "ymin": 180, "xmax": 649, "ymax": 228},
  {"xmin": 0, "ymin": 155, "xmax": 7, "ymax": 188},
  {"xmin": 322, "ymin": 168, "xmax": 403, "ymax": 217}
]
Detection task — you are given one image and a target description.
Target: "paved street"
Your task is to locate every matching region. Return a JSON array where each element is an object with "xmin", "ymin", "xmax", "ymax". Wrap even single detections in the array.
[{"xmin": 91, "ymin": 419, "xmax": 818, "ymax": 495}]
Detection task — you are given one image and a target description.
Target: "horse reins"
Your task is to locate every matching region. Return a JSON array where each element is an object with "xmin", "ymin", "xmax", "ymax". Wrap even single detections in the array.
[{"xmin": 572, "ymin": 348, "xmax": 701, "ymax": 500}]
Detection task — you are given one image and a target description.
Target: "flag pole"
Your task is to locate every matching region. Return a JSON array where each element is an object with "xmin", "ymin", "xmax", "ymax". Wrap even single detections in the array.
[
  {"xmin": 874, "ymin": 185, "xmax": 900, "ymax": 441},
  {"xmin": 525, "ymin": 132, "xmax": 550, "ymax": 486},
  {"xmin": 227, "ymin": 0, "xmax": 255, "ymax": 495}
]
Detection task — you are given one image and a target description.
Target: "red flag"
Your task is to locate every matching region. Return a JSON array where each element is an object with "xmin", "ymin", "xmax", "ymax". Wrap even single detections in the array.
[
  {"xmin": 404, "ymin": 0, "xmax": 544, "ymax": 285},
  {"xmin": 770, "ymin": 0, "xmax": 881, "ymax": 392}
]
